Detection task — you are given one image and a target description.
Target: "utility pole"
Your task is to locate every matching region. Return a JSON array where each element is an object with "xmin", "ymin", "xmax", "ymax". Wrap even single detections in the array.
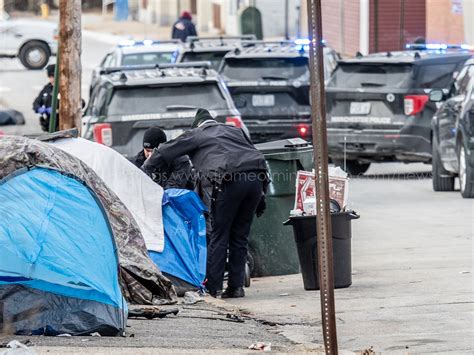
[
  {"xmin": 306, "ymin": 1, "xmax": 338, "ymax": 354},
  {"xmin": 58, "ymin": 0, "xmax": 82, "ymax": 131}
]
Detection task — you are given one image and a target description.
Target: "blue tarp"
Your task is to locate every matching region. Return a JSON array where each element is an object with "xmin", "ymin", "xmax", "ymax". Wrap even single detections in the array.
[
  {"xmin": 149, "ymin": 189, "xmax": 207, "ymax": 290},
  {"xmin": 0, "ymin": 167, "xmax": 125, "ymax": 309}
]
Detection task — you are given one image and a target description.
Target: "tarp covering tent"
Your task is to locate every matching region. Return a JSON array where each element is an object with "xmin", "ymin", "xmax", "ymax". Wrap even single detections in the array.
[
  {"xmin": 51, "ymin": 137, "xmax": 165, "ymax": 252},
  {"xmin": 150, "ymin": 189, "xmax": 207, "ymax": 295},
  {"xmin": 0, "ymin": 167, "xmax": 126, "ymax": 335},
  {"xmin": 0, "ymin": 135, "xmax": 177, "ymax": 306}
]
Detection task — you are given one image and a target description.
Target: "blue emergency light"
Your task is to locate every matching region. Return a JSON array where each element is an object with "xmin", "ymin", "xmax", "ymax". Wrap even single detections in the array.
[{"xmin": 405, "ymin": 43, "xmax": 474, "ymax": 51}]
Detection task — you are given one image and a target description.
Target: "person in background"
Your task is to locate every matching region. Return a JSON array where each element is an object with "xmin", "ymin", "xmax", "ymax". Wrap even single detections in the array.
[
  {"xmin": 143, "ymin": 109, "xmax": 268, "ymax": 298},
  {"xmin": 171, "ymin": 11, "xmax": 197, "ymax": 42},
  {"xmin": 33, "ymin": 64, "xmax": 57, "ymax": 132},
  {"xmin": 131, "ymin": 126, "xmax": 193, "ymax": 190}
]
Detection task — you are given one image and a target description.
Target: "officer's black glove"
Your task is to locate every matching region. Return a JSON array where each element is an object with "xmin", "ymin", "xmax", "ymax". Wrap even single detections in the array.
[{"xmin": 255, "ymin": 195, "xmax": 266, "ymax": 218}]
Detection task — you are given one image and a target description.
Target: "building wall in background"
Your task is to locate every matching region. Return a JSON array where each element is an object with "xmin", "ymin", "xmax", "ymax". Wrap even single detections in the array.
[
  {"xmin": 369, "ymin": 0, "xmax": 426, "ymax": 53},
  {"xmin": 426, "ymin": 0, "xmax": 465, "ymax": 44}
]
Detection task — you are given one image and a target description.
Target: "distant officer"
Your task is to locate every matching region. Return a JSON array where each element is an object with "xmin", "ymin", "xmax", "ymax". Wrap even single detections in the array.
[
  {"xmin": 132, "ymin": 126, "xmax": 193, "ymax": 190},
  {"xmin": 171, "ymin": 11, "xmax": 197, "ymax": 42},
  {"xmin": 32, "ymin": 64, "xmax": 57, "ymax": 132},
  {"xmin": 143, "ymin": 109, "xmax": 268, "ymax": 298}
]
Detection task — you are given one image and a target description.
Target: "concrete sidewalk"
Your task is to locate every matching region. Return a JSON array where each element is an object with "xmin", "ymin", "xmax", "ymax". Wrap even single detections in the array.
[{"xmin": 215, "ymin": 168, "xmax": 474, "ymax": 354}]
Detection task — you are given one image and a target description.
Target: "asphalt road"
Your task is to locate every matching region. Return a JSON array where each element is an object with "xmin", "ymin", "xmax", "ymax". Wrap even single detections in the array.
[{"xmin": 0, "ymin": 31, "xmax": 116, "ymax": 136}]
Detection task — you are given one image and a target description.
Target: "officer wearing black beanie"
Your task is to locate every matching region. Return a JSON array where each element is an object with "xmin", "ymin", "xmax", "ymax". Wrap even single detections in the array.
[{"xmin": 131, "ymin": 126, "xmax": 193, "ymax": 190}]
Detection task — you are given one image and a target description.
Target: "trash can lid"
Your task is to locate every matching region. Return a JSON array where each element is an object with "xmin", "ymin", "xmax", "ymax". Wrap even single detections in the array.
[{"xmin": 256, "ymin": 138, "xmax": 313, "ymax": 155}]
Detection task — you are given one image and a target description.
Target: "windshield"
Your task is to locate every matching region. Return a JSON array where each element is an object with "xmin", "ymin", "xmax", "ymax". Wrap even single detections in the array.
[
  {"xmin": 181, "ymin": 52, "xmax": 228, "ymax": 70},
  {"xmin": 221, "ymin": 57, "xmax": 309, "ymax": 81},
  {"xmin": 327, "ymin": 63, "xmax": 413, "ymax": 88},
  {"xmin": 121, "ymin": 52, "xmax": 176, "ymax": 66},
  {"xmin": 107, "ymin": 83, "xmax": 228, "ymax": 116}
]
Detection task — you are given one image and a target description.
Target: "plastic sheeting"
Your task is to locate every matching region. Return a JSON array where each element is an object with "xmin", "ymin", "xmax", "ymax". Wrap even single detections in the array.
[
  {"xmin": 52, "ymin": 137, "xmax": 165, "ymax": 252},
  {"xmin": 0, "ymin": 167, "xmax": 126, "ymax": 335},
  {"xmin": 149, "ymin": 189, "xmax": 207, "ymax": 291}
]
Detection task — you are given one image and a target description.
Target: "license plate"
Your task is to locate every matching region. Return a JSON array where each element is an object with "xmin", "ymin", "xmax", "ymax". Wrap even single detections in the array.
[
  {"xmin": 165, "ymin": 129, "xmax": 184, "ymax": 140},
  {"xmin": 252, "ymin": 95, "xmax": 275, "ymax": 107},
  {"xmin": 350, "ymin": 102, "xmax": 371, "ymax": 115}
]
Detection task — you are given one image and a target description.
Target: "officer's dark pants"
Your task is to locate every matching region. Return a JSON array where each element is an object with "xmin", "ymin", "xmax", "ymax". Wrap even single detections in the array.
[{"xmin": 206, "ymin": 172, "xmax": 263, "ymax": 293}]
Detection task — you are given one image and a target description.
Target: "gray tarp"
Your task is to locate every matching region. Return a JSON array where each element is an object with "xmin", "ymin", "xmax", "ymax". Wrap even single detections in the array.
[{"xmin": 0, "ymin": 135, "xmax": 177, "ymax": 305}]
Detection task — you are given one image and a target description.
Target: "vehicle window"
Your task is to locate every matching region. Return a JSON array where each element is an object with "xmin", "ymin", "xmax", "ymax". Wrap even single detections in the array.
[
  {"xmin": 107, "ymin": 84, "xmax": 228, "ymax": 116},
  {"xmin": 122, "ymin": 52, "xmax": 175, "ymax": 66},
  {"xmin": 102, "ymin": 54, "xmax": 114, "ymax": 68},
  {"xmin": 324, "ymin": 51, "xmax": 338, "ymax": 78},
  {"xmin": 416, "ymin": 63, "xmax": 459, "ymax": 89},
  {"xmin": 181, "ymin": 52, "xmax": 228, "ymax": 70},
  {"xmin": 327, "ymin": 63, "xmax": 413, "ymax": 88},
  {"xmin": 221, "ymin": 57, "xmax": 309, "ymax": 81},
  {"xmin": 96, "ymin": 87, "xmax": 110, "ymax": 115}
]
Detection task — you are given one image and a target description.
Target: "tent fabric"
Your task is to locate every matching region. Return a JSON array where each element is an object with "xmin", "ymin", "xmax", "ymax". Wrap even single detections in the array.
[
  {"xmin": 150, "ymin": 189, "xmax": 207, "ymax": 293},
  {"xmin": 0, "ymin": 135, "xmax": 177, "ymax": 305},
  {"xmin": 52, "ymin": 137, "xmax": 165, "ymax": 253},
  {"xmin": 0, "ymin": 167, "xmax": 125, "ymax": 335}
]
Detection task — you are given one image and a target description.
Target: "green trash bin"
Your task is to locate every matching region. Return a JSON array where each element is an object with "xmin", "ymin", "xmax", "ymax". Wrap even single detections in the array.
[{"xmin": 249, "ymin": 138, "xmax": 313, "ymax": 277}]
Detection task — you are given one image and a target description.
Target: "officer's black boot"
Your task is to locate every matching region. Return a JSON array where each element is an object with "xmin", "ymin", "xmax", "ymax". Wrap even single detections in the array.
[{"xmin": 221, "ymin": 287, "xmax": 245, "ymax": 298}]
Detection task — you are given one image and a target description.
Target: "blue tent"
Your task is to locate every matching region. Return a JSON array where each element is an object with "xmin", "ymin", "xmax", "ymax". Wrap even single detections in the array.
[
  {"xmin": 149, "ymin": 189, "xmax": 207, "ymax": 295},
  {"xmin": 0, "ymin": 167, "xmax": 127, "ymax": 336}
]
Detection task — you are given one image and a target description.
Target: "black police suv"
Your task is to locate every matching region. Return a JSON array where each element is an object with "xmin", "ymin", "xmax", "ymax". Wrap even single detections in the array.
[
  {"xmin": 430, "ymin": 58, "xmax": 474, "ymax": 198},
  {"xmin": 82, "ymin": 63, "xmax": 245, "ymax": 157},
  {"xmin": 326, "ymin": 50, "xmax": 470, "ymax": 175},
  {"xmin": 177, "ymin": 35, "xmax": 256, "ymax": 71},
  {"xmin": 220, "ymin": 40, "xmax": 338, "ymax": 143}
]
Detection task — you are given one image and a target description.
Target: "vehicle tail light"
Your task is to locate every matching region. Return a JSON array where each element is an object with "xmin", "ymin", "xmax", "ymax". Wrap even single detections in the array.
[
  {"xmin": 404, "ymin": 95, "xmax": 429, "ymax": 116},
  {"xmin": 93, "ymin": 123, "xmax": 113, "ymax": 146},
  {"xmin": 226, "ymin": 116, "xmax": 243, "ymax": 128},
  {"xmin": 298, "ymin": 125, "xmax": 309, "ymax": 136}
]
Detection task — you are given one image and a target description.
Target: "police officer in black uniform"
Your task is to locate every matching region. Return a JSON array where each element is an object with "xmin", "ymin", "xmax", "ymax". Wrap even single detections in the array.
[
  {"xmin": 32, "ymin": 64, "xmax": 57, "ymax": 132},
  {"xmin": 143, "ymin": 109, "xmax": 268, "ymax": 298},
  {"xmin": 132, "ymin": 126, "xmax": 193, "ymax": 190}
]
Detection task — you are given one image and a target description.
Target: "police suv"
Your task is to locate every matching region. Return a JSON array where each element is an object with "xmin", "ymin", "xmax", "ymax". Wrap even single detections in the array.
[
  {"xmin": 220, "ymin": 40, "xmax": 338, "ymax": 143},
  {"xmin": 89, "ymin": 40, "xmax": 180, "ymax": 93},
  {"xmin": 83, "ymin": 63, "xmax": 245, "ymax": 157},
  {"xmin": 177, "ymin": 35, "xmax": 256, "ymax": 70},
  {"xmin": 326, "ymin": 45, "xmax": 471, "ymax": 175}
]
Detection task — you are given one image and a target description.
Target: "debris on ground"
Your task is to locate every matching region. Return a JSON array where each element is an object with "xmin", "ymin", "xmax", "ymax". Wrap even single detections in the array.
[
  {"xmin": 226, "ymin": 313, "xmax": 244, "ymax": 323},
  {"xmin": 0, "ymin": 340, "xmax": 36, "ymax": 355},
  {"xmin": 56, "ymin": 333, "xmax": 71, "ymax": 337},
  {"xmin": 249, "ymin": 342, "xmax": 272, "ymax": 351},
  {"xmin": 183, "ymin": 291, "xmax": 204, "ymax": 305},
  {"xmin": 128, "ymin": 305, "xmax": 180, "ymax": 319},
  {"xmin": 90, "ymin": 332, "xmax": 101, "ymax": 337}
]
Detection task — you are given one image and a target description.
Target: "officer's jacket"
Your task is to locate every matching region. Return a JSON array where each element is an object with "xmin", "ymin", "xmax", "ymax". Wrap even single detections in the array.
[
  {"xmin": 131, "ymin": 150, "xmax": 193, "ymax": 190},
  {"xmin": 143, "ymin": 122, "xmax": 267, "ymax": 183},
  {"xmin": 32, "ymin": 83, "xmax": 53, "ymax": 112}
]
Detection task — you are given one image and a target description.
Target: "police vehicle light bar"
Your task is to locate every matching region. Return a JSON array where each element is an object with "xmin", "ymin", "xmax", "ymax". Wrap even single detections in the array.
[
  {"xmin": 100, "ymin": 61, "xmax": 212, "ymax": 75},
  {"xmin": 117, "ymin": 39, "xmax": 180, "ymax": 47},
  {"xmin": 405, "ymin": 43, "xmax": 474, "ymax": 51},
  {"xmin": 186, "ymin": 35, "xmax": 257, "ymax": 43}
]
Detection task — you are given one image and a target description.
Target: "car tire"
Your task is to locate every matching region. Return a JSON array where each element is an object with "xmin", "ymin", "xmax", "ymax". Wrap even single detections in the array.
[
  {"xmin": 334, "ymin": 159, "xmax": 371, "ymax": 176},
  {"xmin": 459, "ymin": 146, "xmax": 474, "ymax": 198},
  {"xmin": 432, "ymin": 138, "xmax": 455, "ymax": 192},
  {"xmin": 18, "ymin": 41, "xmax": 50, "ymax": 70}
]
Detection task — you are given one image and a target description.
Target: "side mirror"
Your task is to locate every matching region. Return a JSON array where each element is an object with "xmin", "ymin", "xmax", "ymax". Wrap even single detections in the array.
[{"xmin": 429, "ymin": 89, "xmax": 444, "ymax": 102}]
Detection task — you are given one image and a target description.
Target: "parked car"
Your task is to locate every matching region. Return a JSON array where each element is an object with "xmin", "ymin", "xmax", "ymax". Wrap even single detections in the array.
[
  {"xmin": 220, "ymin": 40, "xmax": 338, "ymax": 143},
  {"xmin": 430, "ymin": 58, "xmax": 474, "ymax": 198},
  {"xmin": 0, "ymin": 12, "xmax": 57, "ymax": 69},
  {"xmin": 89, "ymin": 40, "xmax": 180, "ymax": 94},
  {"xmin": 326, "ymin": 49, "xmax": 470, "ymax": 175},
  {"xmin": 177, "ymin": 35, "xmax": 256, "ymax": 71},
  {"xmin": 83, "ymin": 63, "xmax": 245, "ymax": 157}
]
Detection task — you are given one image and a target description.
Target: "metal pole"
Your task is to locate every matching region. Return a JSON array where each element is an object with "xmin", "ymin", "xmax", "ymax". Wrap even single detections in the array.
[
  {"xmin": 284, "ymin": 0, "xmax": 289, "ymax": 40},
  {"xmin": 49, "ymin": 49, "xmax": 60, "ymax": 133},
  {"xmin": 306, "ymin": 1, "xmax": 338, "ymax": 354}
]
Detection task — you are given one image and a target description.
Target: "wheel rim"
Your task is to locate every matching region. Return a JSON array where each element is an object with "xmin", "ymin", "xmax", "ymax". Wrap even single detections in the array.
[
  {"xmin": 26, "ymin": 48, "xmax": 46, "ymax": 67},
  {"xmin": 460, "ymin": 147, "xmax": 467, "ymax": 192}
]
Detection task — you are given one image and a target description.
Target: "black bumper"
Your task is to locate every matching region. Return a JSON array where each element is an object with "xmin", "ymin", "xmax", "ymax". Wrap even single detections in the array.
[
  {"xmin": 246, "ymin": 121, "xmax": 312, "ymax": 144},
  {"xmin": 327, "ymin": 129, "xmax": 431, "ymax": 163}
]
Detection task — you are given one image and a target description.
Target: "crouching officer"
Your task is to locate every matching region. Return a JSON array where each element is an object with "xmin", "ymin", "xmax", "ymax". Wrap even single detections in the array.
[
  {"xmin": 132, "ymin": 126, "xmax": 193, "ymax": 190},
  {"xmin": 143, "ymin": 109, "xmax": 268, "ymax": 298},
  {"xmin": 32, "ymin": 64, "xmax": 58, "ymax": 132}
]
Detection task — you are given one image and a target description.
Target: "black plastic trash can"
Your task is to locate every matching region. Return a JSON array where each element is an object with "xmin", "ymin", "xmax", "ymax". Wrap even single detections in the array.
[{"xmin": 284, "ymin": 211, "xmax": 359, "ymax": 290}]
